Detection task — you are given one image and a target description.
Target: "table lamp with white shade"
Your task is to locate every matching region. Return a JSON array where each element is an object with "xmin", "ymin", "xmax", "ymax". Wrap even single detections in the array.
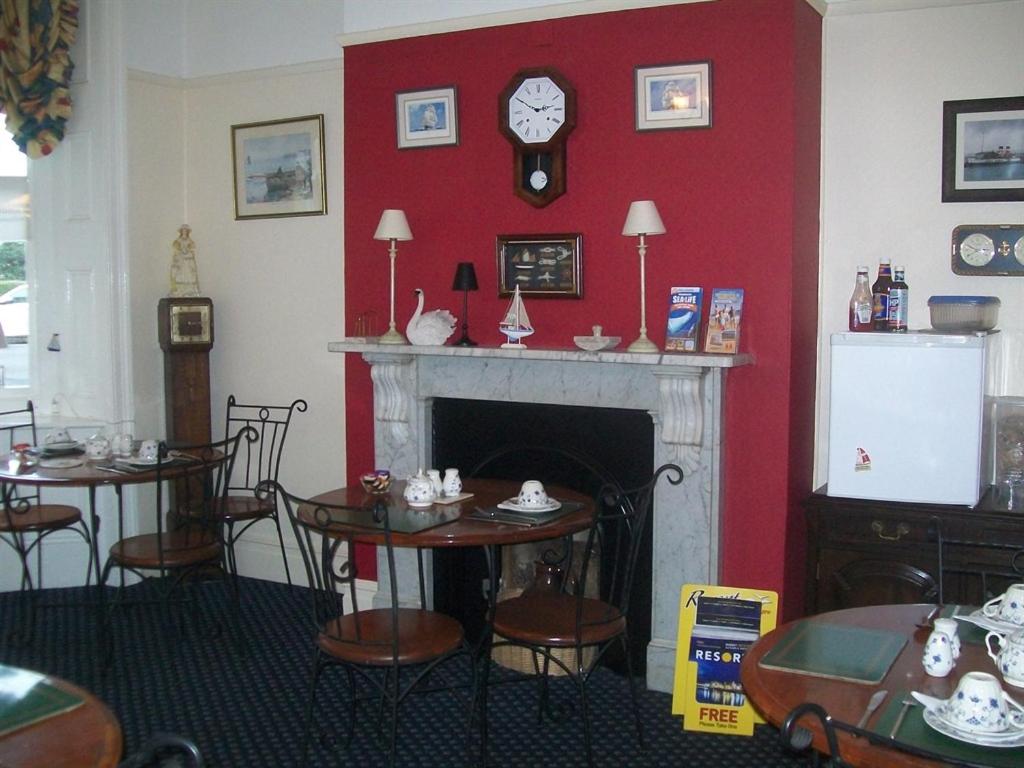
[
  {"xmin": 621, "ymin": 200, "xmax": 666, "ymax": 353},
  {"xmin": 373, "ymin": 209, "xmax": 413, "ymax": 344}
]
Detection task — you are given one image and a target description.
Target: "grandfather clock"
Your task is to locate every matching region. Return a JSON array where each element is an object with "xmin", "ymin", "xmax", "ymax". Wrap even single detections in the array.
[{"xmin": 158, "ymin": 297, "xmax": 214, "ymax": 446}]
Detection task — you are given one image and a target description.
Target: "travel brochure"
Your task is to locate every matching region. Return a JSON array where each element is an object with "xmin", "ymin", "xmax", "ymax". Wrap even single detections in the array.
[
  {"xmin": 671, "ymin": 584, "xmax": 778, "ymax": 736},
  {"xmin": 664, "ymin": 287, "xmax": 744, "ymax": 354}
]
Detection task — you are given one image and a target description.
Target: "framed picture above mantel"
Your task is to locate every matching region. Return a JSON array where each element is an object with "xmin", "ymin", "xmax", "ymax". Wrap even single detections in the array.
[
  {"xmin": 496, "ymin": 233, "xmax": 582, "ymax": 298},
  {"xmin": 942, "ymin": 96, "xmax": 1024, "ymax": 203}
]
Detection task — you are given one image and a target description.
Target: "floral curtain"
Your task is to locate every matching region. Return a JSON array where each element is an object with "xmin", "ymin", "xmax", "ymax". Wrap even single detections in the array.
[{"xmin": 0, "ymin": 0, "xmax": 78, "ymax": 158}]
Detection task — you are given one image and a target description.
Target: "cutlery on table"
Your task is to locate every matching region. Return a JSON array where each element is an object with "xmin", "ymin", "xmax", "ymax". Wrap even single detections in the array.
[
  {"xmin": 915, "ymin": 604, "xmax": 940, "ymax": 629},
  {"xmin": 889, "ymin": 698, "xmax": 918, "ymax": 739},
  {"xmin": 856, "ymin": 689, "xmax": 889, "ymax": 730},
  {"xmin": 910, "ymin": 691, "xmax": 944, "ymax": 711}
]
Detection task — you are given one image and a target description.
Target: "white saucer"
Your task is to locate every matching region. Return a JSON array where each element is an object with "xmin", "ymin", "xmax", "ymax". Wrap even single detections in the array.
[
  {"xmin": 497, "ymin": 498, "xmax": 562, "ymax": 514},
  {"xmin": 42, "ymin": 440, "xmax": 79, "ymax": 451},
  {"xmin": 117, "ymin": 456, "xmax": 158, "ymax": 466},
  {"xmin": 405, "ymin": 500, "xmax": 433, "ymax": 508},
  {"xmin": 39, "ymin": 457, "xmax": 83, "ymax": 469},
  {"xmin": 923, "ymin": 707, "xmax": 1024, "ymax": 747},
  {"xmin": 958, "ymin": 609, "xmax": 1024, "ymax": 634}
]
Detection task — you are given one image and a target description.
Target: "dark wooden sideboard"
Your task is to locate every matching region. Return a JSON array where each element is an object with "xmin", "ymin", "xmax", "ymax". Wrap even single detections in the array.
[{"xmin": 805, "ymin": 487, "xmax": 1024, "ymax": 614}]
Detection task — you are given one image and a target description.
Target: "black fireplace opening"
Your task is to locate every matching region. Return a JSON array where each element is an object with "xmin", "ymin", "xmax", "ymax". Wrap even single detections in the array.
[{"xmin": 431, "ymin": 397, "xmax": 655, "ymax": 674}]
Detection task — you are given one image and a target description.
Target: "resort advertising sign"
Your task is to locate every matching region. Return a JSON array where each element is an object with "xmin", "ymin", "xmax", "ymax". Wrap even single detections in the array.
[{"xmin": 671, "ymin": 584, "xmax": 778, "ymax": 736}]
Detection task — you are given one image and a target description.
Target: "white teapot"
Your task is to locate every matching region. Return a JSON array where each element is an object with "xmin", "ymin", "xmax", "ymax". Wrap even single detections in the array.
[
  {"xmin": 403, "ymin": 469, "xmax": 436, "ymax": 507},
  {"xmin": 986, "ymin": 627, "xmax": 1024, "ymax": 686}
]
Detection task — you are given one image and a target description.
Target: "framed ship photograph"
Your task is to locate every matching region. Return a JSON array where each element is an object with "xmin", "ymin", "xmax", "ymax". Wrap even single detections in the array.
[
  {"xmin": 942, "ymin": 96, "xmax": 1024, "ymax": 202},
  {"xmin": 396, "ymin": 86, "xmax": 459, "ymax": 149},
  {"xmin": 496, "ymin": 233, "xmax": 582, "ymax": 298},
  {"xmin": 231, "ymin": 114, "xmax": 327, "ymax": 219}
]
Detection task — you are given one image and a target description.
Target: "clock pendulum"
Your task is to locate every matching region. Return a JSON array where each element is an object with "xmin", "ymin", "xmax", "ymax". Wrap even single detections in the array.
[{"xmin": 529, "ymin": 156, "xmax": 548, "ymax": 192}]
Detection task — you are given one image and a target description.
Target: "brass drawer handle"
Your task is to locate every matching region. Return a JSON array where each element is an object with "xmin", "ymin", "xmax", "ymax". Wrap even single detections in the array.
[{"xmin": 871, "ymin": 520, "xmax": 910, "ymax": 541}]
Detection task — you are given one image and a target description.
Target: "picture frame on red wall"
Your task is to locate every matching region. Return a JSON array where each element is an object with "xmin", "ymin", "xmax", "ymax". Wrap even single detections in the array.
[
  {"xmin": 395, "ymin": 86, "xmax": 459, "ymax": 150},
  {"xmin": 496, "ymin": 233, "xmax": 582, "ymax": 298},
  {"xmin": 634, "ymin": 61, "xmax": 712, "ymax": 132}
]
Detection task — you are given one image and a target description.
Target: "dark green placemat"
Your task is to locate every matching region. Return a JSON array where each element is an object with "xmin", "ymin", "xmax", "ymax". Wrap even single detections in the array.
[
  {"xmin": 873, "ymin": 689, "xmax": 1024, "ymax": 767},
  {"xmin": 759, "ymin": 621, "xmax": 906, "ymax": 684},
  {"xmin": 0, "ymin": 665, "xmax": 83, "ymax": 737}
]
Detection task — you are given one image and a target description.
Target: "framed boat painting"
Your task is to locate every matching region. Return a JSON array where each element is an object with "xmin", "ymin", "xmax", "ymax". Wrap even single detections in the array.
[
  {"xmin": 496, "ymin": 233, "xmax": 582, "ymax": 298},
  {"xmin": 942, "ymin": 96, "xmax": 1024, "ymax": 202},
  {"xmin": 231, "ymin": 114, "xmax": 327, "ymax": 219}
]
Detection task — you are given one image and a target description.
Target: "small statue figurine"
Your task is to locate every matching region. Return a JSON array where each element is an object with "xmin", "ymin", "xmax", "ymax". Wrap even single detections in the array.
[{"xmin": 169, "ymin": 224, "xmax": 200, "ymax": 297}]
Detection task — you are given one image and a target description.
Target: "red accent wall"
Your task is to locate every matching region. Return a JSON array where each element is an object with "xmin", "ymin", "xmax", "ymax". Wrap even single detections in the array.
[{"xmin": 343, "ymin": 0, "xmax": 820, "ymax": 615}]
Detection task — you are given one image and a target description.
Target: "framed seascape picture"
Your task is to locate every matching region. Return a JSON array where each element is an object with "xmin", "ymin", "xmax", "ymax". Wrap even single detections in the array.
[
  {"xmin": 942, "ymin": 96, "xmax": 1024, "ymax": 202},
  {"xmin": 634, "ymin": 61, "xmax": 712, "ymax": 132},
  {"xmin": 231, "ymin": 114, "xmax": 327, "ymax": 220},
  {"xmin": 396, "ymin": 86, "xmax": 459, "ymax": 149},
  {"xmin": 496, "ymin": 233, "xmax": 582, "ymax": 298}
]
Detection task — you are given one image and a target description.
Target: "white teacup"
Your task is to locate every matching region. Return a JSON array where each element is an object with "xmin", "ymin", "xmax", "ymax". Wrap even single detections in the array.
[
  {"xmin": 983, "ymin": 584, "xmax": 1024, "ymax": 626},
  {"xmin": 44, "ymin": 428, "xmax": 72, "ymax": 445},
  {"xmin": 139, "ymin": 439, "xmax": 160, "ymax": 462},
  {"xmin": 945, "ymin": 671, "xmax": 1024, "ymax": 733},
  {"xmin": 516, "ymin": 480, "xmax": 549, "ymax": 508}
]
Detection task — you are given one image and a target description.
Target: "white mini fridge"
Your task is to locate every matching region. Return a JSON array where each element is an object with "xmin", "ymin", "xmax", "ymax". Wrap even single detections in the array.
[{"xmin": 827, "ymin": 331, "xmax": 999, "ymax": 506}]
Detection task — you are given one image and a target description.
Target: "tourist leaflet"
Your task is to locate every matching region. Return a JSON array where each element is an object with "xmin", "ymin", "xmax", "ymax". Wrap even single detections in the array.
[
  {"xmin": 703, "ymin": 288, "xmax": 744, "ymax": 354},
  {"xmin": 664, "ymin": 287, "xmax": 703, "ymax": 352},
  {"xmin": 671, "ymin": 583, "xmax": 778, "ymax": 736}
]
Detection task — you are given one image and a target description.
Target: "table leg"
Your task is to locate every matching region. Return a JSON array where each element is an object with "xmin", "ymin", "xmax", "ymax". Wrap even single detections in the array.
[
  {"xmin": 87, "ymin": 484, "xmax": 108, "ymax": 664},
  {"xmin": 476, "ymin": 542, "xmax": 500, "ymax": 766}
]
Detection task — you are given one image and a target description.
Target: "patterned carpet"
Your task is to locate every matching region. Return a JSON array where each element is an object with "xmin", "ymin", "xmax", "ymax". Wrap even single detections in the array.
[{"xmin": 0, "ymin": 578, "xmax": 811, "ymax": 767}]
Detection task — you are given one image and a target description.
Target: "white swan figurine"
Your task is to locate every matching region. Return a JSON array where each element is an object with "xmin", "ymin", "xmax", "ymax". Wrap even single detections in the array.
[{"xmin": 405, "ymin": 288, "xmax": 457, "ymax": 346}]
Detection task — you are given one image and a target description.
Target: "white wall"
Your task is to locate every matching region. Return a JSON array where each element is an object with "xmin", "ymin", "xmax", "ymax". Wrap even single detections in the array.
[{"xmin": 816, "ymin": 0, "xmax": 1024, "ymax": 482}]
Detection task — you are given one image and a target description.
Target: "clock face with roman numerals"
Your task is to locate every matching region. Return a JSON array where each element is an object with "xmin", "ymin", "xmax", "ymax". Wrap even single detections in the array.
[{"xmin": 506, "ymin": 76, "xmax": 568, "ymax": 145}]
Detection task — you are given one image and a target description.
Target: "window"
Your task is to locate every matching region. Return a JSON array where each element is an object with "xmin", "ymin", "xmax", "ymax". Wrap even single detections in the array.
[{"xmin": 0, "ymin": 129, "xmax": 29, "ymax": 391}]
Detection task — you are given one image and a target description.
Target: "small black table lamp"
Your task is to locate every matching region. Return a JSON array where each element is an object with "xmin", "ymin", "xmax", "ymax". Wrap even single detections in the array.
[{"xmin": 451, "ymin": 262, "xmax": 479, "ymax": 346}]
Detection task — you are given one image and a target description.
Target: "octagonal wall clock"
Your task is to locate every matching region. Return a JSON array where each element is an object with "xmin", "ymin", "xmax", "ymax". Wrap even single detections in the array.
[{"xmin": 498, "ymin": 67, "xmax": 577, "ymax": 207}]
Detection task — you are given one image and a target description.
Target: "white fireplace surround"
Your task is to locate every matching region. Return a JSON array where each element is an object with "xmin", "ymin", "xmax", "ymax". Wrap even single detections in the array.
[{"xmin": 329, "ymin": 341, "xmax": 751, "ymax": 692}]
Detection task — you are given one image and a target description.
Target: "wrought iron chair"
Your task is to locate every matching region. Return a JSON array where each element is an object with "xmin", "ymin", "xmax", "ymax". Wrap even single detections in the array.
[
  {"xmin": 0, "ymin": 401, "xmax": 92, "ymax": 644},
  {"xmin": 214, "ymin": 395, "xmax": 307, "ymax": 584},
  {"xmin": 118, "ymin": 733, "xmax": 204, "ymax": 768},
  {"xmin": 479, "ymin": 463, "xmax": 684, "ymax": 767},
  {"xmin": 266, "ymin": 480, "xmax": 469, "ymax": 767},
  {"xmin": 99, "ymin": 428, "xmax": 255, "ymax": 657}
]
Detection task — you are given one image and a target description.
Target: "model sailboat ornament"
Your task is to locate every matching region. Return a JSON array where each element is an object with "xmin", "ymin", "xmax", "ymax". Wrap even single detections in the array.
[{"xmin": 499, "ymin": 285, "xmax": 534, "ymax": 348}]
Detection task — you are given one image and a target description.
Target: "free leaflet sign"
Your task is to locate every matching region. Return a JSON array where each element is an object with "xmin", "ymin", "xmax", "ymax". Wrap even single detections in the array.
[{"xmin": 671, "ymin": 584, "xmax": 778, "ymax": 736}]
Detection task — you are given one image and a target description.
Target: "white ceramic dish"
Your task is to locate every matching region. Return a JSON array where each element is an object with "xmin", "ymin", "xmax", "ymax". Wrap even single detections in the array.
[
  {"xmin": 958, "ymin": 609, "xmax": 1024, "ymax": 634},
  {"xmin": 497, "ymin": 498, "xmax": 562, "ymax": 514},
  {"xmin": 573, "ymin": 335, "xmax": 620, "ymax": 352},
  {"xmin": 39, "ymin": 457, "xmax": 83, "ymax": 469},
  {"xmin": 922, "ymin": 707, "xmax": 1024, "ymax": 747},
  {"xmin": 405, "ymin": 500, "xmax": 433, "ymax": 508}
]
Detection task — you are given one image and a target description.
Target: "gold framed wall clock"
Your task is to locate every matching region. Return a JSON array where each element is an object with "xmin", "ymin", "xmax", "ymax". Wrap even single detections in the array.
[
  {"xmin": 498, "ymin": 67, "xmax": 577, "ymax": 207},
  {"xmin": 951, "ymin": 224, "xmax": 1024, "ymax": 275}
]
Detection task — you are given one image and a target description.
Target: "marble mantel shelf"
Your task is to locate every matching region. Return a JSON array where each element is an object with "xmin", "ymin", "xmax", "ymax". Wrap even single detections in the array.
[
  {"xmin": 330, "ymin": 338, "xmax": 752, "ymax": 693},
  {"xmin": 328, "ymin": 339, "xmax": 753, "ymax": 369}
]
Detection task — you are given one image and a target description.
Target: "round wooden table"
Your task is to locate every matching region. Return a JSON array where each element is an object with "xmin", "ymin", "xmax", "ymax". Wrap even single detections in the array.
[
  {"xmin": 0, "ymin": 669, "xmax": 122, "ymax": 768},
  {"xmin": 306, "ymin": 478, "xmax": 593, "ymax": 548},
  {"xmin": 740, "ymin": 603, "xmax": 1004, "ymax": 768},
  {"xmin": 0, "ymin": 453, "xmax": 224, "ymax": 589}
]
